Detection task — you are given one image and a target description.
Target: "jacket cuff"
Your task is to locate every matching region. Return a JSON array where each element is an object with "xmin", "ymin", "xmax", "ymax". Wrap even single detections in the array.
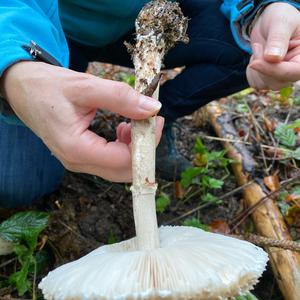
[{"xmin": 221, "ymin": 0, "xmax": 300, "ymax": 53}]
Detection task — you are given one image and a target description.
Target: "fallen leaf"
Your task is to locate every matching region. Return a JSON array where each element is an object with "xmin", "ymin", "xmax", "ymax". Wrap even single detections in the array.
[
  {"xmin": 209, "ymin": 220, "xmax": 230, "ymax": 234},
  {"xmin": 285, "ymin": 205, "xmax": 300, "ymax": 225},
  {"xmin": 263, "ymin": 116, "xmax": 276, "ymax": 132},
  {"xmin": 263, "ymin": 175, "xmax": 280, "ymax": 192},
  {"xmin": 175, "ymin": 181, "xmax": 185, "ymax": 199}
]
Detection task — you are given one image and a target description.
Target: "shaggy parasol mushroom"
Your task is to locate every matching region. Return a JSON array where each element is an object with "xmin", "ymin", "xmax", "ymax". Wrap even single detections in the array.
[{"xmin": 39, "ymin": 1, "xmax": 268, "ymax": 299}]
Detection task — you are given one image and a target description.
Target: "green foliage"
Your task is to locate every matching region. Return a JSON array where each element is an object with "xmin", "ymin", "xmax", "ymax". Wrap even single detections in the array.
[
  {"xmin": 235, "ymin": 293, "xmax": 259, "ymax": 300},
  {"xmin": 156, "ymin": 193, "xmax": 171, "ymax": 213},
  {"xmin": 293, "ymin": 96, "xmax": 300, "ymax": 106},
  {"xmin": 287, "ymin": 147, "xmax": 300, "ymax": 160},
  {"xmin": 291, "ymin": 186, "xmax": 300, "ymax": 196},
  {"xmin": 201, "ymin": 193, "xmax": 222, "ymax": 205},
  {"xmin": 0, "ymin": 212, "xmax": 49, "ymax": 296},
  {"xmin": 274, "ymin": 124, "xmax": 296, "ymax": 147},
  {"xmin": 107, "ymin": 230, "xmax": 118, "ymax": 244},
  {"xmin": 280, "ymin": 86, "xmax": 293, "ymax": 101},
  {"xmin": 201, "ymin": 176, "xmax": 224, "ymax": 189},
  {"xmin": 119, "ymin": 73, "xmax": 135, "ymax": 87},
  {"xmin": 182, "ymin": 217, "xmax": 209, "ymax": 231},
  {"xmin": 236, "ymin": 103, "xmax": 249, "ymax": 113},
  {"xmin": 231, "ymin": 88, "xmax": 254, "ymax": 100},
  {"xmin": 181, "ymin": 167, "xmax": 207, "ymax": 188},
  {"xmin": 181, "ymin": 138, "xmax": 231, "ymax": 203},
  {"xmin": 287, "ymin": 119, "xmax": 300, "ymax": 129}
]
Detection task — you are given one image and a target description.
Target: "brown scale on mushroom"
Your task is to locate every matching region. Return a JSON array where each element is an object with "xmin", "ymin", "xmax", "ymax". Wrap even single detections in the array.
[{"xmin": 39, "ymin": 1, "xmax": 268, "ymax": 299}]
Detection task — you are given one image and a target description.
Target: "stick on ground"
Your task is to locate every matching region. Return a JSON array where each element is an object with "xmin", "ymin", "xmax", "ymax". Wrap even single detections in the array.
[{"xmin": 206, "ymin": 101, "xmax": 300, "ymax": 300}]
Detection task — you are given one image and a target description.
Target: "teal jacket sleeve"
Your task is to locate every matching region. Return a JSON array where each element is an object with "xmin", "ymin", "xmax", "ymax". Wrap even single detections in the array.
[
  {"xmin": 0, "ymin": 0, "xmax": 69, "ymax": 125},
  {"xmin": 221, "ymin": 0, "xmax": 300, "ymax": 53}
]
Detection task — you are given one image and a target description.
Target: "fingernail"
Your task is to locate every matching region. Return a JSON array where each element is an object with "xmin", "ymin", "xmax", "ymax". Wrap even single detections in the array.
[
  {"xmin": 139, "ymin": 95, "xmax": 162, "ymax": 112},
  {"xmin": 266, "ymin": 47, "xmax": 282, "ymax": 57}
]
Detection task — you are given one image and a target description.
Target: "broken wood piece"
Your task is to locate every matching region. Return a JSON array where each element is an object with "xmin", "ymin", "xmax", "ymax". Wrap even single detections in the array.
[{"xmin": 206, "ymin": 101, "xmax": 300, "ymax": 300}]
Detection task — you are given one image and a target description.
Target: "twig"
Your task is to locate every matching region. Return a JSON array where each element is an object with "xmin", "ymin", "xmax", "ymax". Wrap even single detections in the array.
[
  {"xmin": 0, "ymin": 258, "xmax": 16, "ymax": 269},
  {"xmin": 163, "ymin": 181, "xmax": 254, "ymax": 225},
  {"xmin": 230, "ymin": 233, "xmax": 300, "ymax": 252},
  {"xmin": 230, "ymin": 172, "xmax": 300, "ymax": 233},
  {"xmin": 57, "ymin": 220, "xmax": 98, "ymax": 248},
  {"xmin": 203, "ymin": 135, "xmax": 292, "ymax": 153}
]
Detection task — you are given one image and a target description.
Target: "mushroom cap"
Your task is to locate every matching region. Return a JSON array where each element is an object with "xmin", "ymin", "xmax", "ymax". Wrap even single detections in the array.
[{"xmin": 39, "ymin": 226, "xmax": 268, "ymax": 300}]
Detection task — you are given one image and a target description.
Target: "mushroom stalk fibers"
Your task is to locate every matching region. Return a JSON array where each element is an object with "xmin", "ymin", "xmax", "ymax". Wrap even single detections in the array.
[{"xmin": 130, "ymin": 0, "xmax": 188, "ymax": 250}]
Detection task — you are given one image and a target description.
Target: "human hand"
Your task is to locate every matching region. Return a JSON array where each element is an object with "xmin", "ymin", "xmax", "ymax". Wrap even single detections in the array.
[
  {"xmin": 247, "ymin": 2, "xmax": 300, "ymax": 90},
  {"xmin": 0, "ymin": 61, "xmax": 164, "ymax": 182}
]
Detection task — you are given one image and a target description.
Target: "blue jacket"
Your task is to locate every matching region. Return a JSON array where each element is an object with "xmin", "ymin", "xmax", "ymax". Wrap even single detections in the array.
[{"xmin": 1, "ymin": 0, "xmax": 300, "ymax": 125}]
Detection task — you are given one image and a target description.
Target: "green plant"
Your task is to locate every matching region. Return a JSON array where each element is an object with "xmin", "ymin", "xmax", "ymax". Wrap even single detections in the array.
[
  {"xmin": 107, "ymin": 230, "xmax": 118, "ymax": 244},
  {"xmin": 293, "ymin": 95, "xmax": 300, "ymax": 106},
  {"xmin": 181, "ymin": 138, "xmax": 233, "ymax": 204},
  {"xmin": 0, "ymin": 211, "xmax": 49, "ymax": 298},
  {"xmin": 280, "ymin": 86, "xmax": 293, "ymax": 102},
  {"xmin": 156, "ymin": 193, "xmax": 171, "ymax": 213},
  {"xmin": 235, "ymin": 293, "xmax": 259, "ymax": 300},
  {"xmin": 274, "ymin": 119, "xmax": 300, "ymax": 162},
  {"xmin": 182, "ymin": 217, "xmax": 209, "ymax": 231},
  {"xmin": 119, "ymin": 72, "xmax": 135, "ymax": 87},
  {"xmin": 275, "ymin": 123, "xmax": 296, "ymax": 147}
]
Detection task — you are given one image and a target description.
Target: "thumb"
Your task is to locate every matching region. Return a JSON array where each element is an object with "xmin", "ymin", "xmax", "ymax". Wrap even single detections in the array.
[{"xmin": 264, "ymin": 16, "xmax": 294, "ymax": 63}]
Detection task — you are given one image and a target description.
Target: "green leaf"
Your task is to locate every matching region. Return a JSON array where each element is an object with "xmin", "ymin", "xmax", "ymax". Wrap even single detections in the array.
[
  {"xmin": 107, "ymin": 230, "xmax": 118, "ymax": 245},
  {"xmin": 274, "ymin": 124, "xmax": 296, "ymax": 147},
  {"xmin": 206, "ymin": 150, "xmax": 226, "ymax": 162},
  {"xmin": 291, "ymin": 186, "xmax": 300, "ymax": 196},
  {"xmin": 201, "ymin": 193, "xmax": 222, "ymax": 204},
  {"xmin": 288, "ymin": 147, "xmax": 300, "ymax": 160},
  {"xmin": 294, "ymin": 96, "xmax": 300, "ymax": 106},
  {"xmin": 181, "ymin": 167, "xmax": 207, "ymax": 188},
  {"xmin": 0, "ymin": 212, "xmax": 49, "ymax": 251},
  {"xmin": 156, "ymin": 193, "xmax": 171, "ymax": 213},
  {"xmin": 232, "ymin": 88, "xmax": 254, "ymax": 99},
  {"xmin": 194, "ymin": 138, "xmax": 207, "ymax": 155},
  {"xmin": 235, "ymin": 293, "xmax": 259, "ymax": 300},
  {"xmin": 9, "ymin": 259, "xmax": 31, "ymax": 295},
  {"xmin": 182, "ymin": 217, "xmax": 209, "ymax": 231},
  {"xmin": 287, "ymin": 119, "xmax": 300, "ymax": 129},
  {"xmin": 278, "ymin": 201, "xmax": 290, "ymax": 216},
  {"xmin": 236, "ymin": 103, "xmax": 249, "ymax": 113},
  {"xmin": 201, "ymin": 176, "xmax": 224, "ymax": 189},
  {"xmin": 119, "ymin": 73, "xmax": 135, "ymax": 87},
  {"xmin": 280, "ymin": 86, "xmax": 293, "ymax": 100}
]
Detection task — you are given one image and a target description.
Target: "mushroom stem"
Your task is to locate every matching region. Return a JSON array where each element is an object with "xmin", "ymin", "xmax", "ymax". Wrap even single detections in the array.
[
  {"xmin": 131, "ymin": 85, "xmax": 160, "ymax": 251},
  {"xmin": 130, "ymin": 0, "xmax": 188, "ymax": 251}
]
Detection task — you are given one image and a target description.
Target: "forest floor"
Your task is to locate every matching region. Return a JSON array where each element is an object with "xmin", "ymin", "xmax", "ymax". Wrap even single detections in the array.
[{"xmin": 0, "ymin": 62, "xmax": 300, "ymax": 300}]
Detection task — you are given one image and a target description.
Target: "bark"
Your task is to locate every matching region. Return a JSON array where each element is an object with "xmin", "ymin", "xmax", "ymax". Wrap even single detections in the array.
[{"xmin": 206, "ymin": 101, "xmax": 300, "ymax": 300}]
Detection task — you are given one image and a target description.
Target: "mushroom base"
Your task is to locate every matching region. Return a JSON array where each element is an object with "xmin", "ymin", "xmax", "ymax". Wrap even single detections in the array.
[{"xmin": 39, "ymin": 226, "xmax": 268, "ymax": 300}]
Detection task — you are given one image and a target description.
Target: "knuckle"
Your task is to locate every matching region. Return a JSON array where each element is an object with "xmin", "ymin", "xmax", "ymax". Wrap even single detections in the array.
[
  {"xmin": 75, "ymin": 76, "xmax": 95, "ymax": 94},
  {"xmin": 114, "ymin": 82, "xmax": 138, "ymax": 102},
  {"xmin": 64, "ymin": 73, "xmax": 95, "ymax": 100}
]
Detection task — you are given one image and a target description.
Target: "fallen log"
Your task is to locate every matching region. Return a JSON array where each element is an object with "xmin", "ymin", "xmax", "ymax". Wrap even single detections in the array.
[{"xmin": 206, "ymin": 101, "xmax": 300, "ymax": 300}]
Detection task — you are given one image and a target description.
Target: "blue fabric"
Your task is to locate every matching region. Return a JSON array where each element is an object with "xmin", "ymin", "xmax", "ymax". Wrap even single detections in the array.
[
  {"xmin": 0, "ymin": 0, "xmax": 69, "ymax": 126},
  {"xmin": 0, "ymin": 121, "xmax": 64, "ymax": 208},
  {"xmin": 67, "ymin": 0, "xmax": 251, "ymax": 123},
  {"xmin": 221, "ymin": 0, "xmax": 300, "ymax": 53},
  {"xmin": 59, "ymin": 0, "xmax": 150, "ymax": 47}
]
